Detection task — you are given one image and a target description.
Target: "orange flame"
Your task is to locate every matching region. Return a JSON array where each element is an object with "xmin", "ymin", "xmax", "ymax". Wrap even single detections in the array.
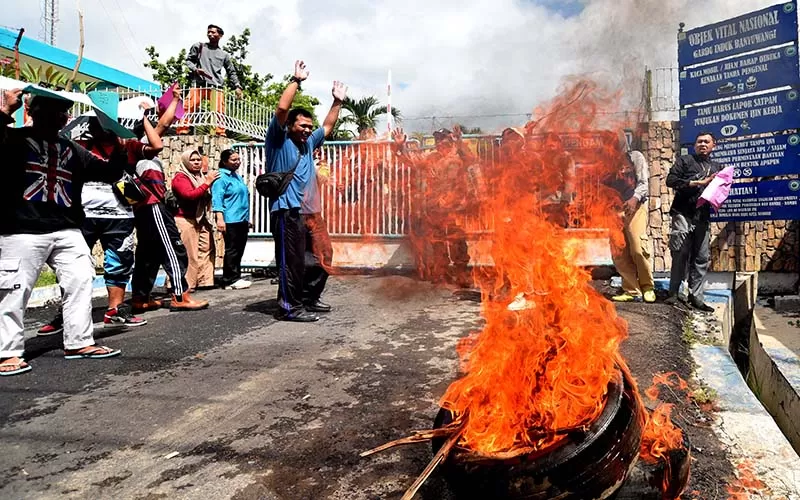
[
  {"xmin": 639, "ymin": 403, "xmax": 684, "ymax": 464},
  {"xmin": 726, "ymin": 461, "xmax": 768, "ymax": 499},
  {"xmin": 428, "ymin": 79, "xmax": 644, "ymax": 454}
]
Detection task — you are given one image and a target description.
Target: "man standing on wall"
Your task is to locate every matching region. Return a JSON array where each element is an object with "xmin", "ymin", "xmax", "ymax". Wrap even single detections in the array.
[
  {"xmin": 177, "ymin": 24, "xmax": 243, "ymax": 136},
  {"xmin": 266, "ymin": 60, "xmax": 346, "ymax": 322},
  {"xmin": 665, "ymin": 132, "xmax": 721, "ymax": 312}
]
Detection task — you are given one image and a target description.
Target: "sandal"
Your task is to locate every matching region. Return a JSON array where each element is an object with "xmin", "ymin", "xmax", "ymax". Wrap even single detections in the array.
[
  {"xmin": 0, "ymin": 357, "xmax": 32, "ymax": 376},
  {"xmin": 64, "ymin": 345, "xmax": 122, "ymax": 360}
]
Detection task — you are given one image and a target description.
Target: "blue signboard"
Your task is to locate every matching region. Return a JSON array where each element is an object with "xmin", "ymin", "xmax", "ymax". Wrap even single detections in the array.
[
  {"xmin": 680, "ymin": 88, "xmax": 800, "ymax": 143},
  {"xmin": 686, "ymin": 134, "xmax": 800, "ymax": 178},
  {"xmin": 680, "ymin": 44, "xmax": 799, "ymax": 104},
  {"xmin": 678, "ymin": 1, "xmax": 798, "ymax": 67},
  {"xmin": 711, "ymin": 179, "xmax": 800, "ymax": 221}
]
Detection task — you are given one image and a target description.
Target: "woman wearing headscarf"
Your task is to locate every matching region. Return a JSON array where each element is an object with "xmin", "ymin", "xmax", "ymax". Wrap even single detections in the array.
[
  {"xmin": 172, "ymin": 149, "xmax": 219, "ymax": 291},
  {"xmin": 211, "ymin": 149, "xmax": 251, "ymax": 289}
]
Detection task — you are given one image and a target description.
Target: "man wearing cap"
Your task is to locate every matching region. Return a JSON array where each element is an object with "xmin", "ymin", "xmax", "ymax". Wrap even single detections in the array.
[
  {"xmin": 392, "ymin": 125, "xmax": 477, "ymax": 287},
  {"xmin": 0, "ymin": 89, "xmax": 125, "ymax": 375},
  {"xmin": 177, "ymin": 24, "xmax": 243, "ymax": 136}
]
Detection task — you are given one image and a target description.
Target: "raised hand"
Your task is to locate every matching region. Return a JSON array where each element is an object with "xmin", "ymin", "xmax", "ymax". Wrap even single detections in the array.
[
  {"xmin": 1, "ymin": 89, "xmax": 24, "ymax": 115},
  {"xmin": 332, "ymin": 80, "xmax": 347, "ymax": 102},
  {"xmin": 172, "ymin": 85, "xmax": 182, "ymax": 101},
  {"xmin": 391, "ymin": 128, "xmax": 407, "ymax": 147},
  {"xmin": 294, "ymin": 60, "xmax": 309, "ymax": 81},
  {"xmin": 452, "ymin": 124, "xmax": 463, "ymax": 142}
]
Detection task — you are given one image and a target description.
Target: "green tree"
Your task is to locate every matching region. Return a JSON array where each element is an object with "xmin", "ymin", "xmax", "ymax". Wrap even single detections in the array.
[{"xmin": 339, "ymin": 96, "xmax": 401, "ymax": 136}]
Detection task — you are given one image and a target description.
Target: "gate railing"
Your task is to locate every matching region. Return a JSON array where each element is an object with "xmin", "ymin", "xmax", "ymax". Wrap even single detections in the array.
[{"xmin": 234, "ymin": 141, "xmax": 414, "ymax": 238}]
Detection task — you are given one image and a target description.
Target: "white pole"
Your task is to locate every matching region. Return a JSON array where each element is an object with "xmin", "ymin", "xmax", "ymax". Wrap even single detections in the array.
[{"xmin": 387, "ymin": 69, "xmax": 393, "ymax": 133}]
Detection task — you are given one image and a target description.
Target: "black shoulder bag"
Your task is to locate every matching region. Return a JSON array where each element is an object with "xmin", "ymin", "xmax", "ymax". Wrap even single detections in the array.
[{"xmin": 255, "ymin": 153, "xmax": 302, "ymax": 199}]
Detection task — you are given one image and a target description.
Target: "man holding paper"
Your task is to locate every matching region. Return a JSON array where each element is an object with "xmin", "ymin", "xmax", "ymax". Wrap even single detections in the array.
[
  {"xmin": 0, "ymin": 89, "xmax": 126, "ymax": 375},
  {"xmin": 665, "ymin": 132, "xmax": 722, "ymax": 312}
]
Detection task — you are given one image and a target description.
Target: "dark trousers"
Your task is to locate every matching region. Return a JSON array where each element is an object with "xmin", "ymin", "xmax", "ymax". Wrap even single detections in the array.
[
  {"xmin": 221, "ymin": 221, "xmax": 249, "ymax": 286},
  {"xmin": 132, "ymin": 203, "xmax": 189, "ymax": 298},
  {"xmin": 271, "ymin": 208, "xmax": 305, "ymax": 315},
  {"xmin": 303, "ymin": 213, "xmax": 333, "ymax": 303},
  {"xmin": 668, "ymin": 213, "xmax": 710, "ymax": 300}
]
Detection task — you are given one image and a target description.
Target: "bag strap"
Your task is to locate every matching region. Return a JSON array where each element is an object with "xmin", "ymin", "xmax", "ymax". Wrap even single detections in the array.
[{"xmin": 130, "ymin": 164, "xmax": 168, "ymax": 205}]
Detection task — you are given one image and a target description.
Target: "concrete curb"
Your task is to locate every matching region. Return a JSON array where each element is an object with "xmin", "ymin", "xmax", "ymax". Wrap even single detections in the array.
[
  {"xmin": 27, "ymin": 272, "xmax": 168, "ymax": 308},
  {"xmin": 611, "ymin": 274, "xmax": 800, "ymax": 495}
]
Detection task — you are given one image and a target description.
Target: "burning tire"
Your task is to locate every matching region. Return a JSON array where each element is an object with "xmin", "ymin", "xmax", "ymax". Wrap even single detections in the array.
[{"xmin": 431, "ymin": 369, "xmax": 644, "ymax": 499}]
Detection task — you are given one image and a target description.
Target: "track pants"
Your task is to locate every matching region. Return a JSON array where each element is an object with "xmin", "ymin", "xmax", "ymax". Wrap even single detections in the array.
[{"xmin": 132, "ymin": 203, "xmax": 189, "ymax": 299}]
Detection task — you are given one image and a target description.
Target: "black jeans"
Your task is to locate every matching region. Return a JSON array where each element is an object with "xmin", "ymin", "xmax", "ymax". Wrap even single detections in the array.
[
  {"xmin": 271, "ymin": 209, "xmax": 305, "ymax": 316},
  {"xmin": 132, "ymin": 203, "xmax": 189, "ymax": 298},
  {"xmin": 221, "ymin": 221, "xmax": 249, "ymax": 286}
]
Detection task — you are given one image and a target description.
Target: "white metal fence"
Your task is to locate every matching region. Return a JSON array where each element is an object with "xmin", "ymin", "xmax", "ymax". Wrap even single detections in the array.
[
  {"xmin": 234, "ymin": 141, "xmax": 414, "ymax": 238},
  {"xmin": 648, "ymin": 67, "xmax": 680, "ymax": 113},
  {"xmin": 70, "ymin": 84, "xmax": 272, "ymax": 138},
  {"xmin": 232, "ymin": 133, "xmax": 612, "ymax": 240}
]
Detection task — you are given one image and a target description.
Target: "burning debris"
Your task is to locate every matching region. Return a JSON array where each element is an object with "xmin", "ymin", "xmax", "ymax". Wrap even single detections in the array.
[{"xmin": 361, "ymin": 80, "xmax": 690, "ymax": 499}]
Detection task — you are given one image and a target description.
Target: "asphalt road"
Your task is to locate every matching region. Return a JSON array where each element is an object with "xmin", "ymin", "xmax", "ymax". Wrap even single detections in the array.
[
  {"xmin": 0, "ymin": 276, "xmax": 733, "ymax": 499},
  {"xmin": 1, "ymin": 276, "xmax": 478, "ymax": 499}
]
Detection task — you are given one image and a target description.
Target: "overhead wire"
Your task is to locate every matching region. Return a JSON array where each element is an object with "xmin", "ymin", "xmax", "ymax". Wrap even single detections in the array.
[{"xmin": 95, "ymin": 0, "xmax": 148, "ymax": 78}]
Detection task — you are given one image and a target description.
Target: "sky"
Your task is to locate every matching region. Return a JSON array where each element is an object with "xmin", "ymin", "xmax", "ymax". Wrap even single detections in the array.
[{"xmin": 5, "ymin": 0, "xmax": 786, "ymax": 132}]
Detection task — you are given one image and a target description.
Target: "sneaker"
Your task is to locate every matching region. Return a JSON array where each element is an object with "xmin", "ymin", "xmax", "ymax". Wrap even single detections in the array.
[
  {"xmin": 225, "ymin": 279, "xmax": 252, "ymax": 290},
  {"xmin": 37, "ymin": 313, "xmax": 64, "ymax": 336},
  {"xmin": 611, "ymin": 293, "xmax": 642, "ymax": 303},
  {"xmin": 104, "ymin": 305, "xmax": 147, "ymax": 327},
  {"xmin": 507, "ymin": 293, "xmax": 535, "ymax": 311},
  {"xmin": 643, "ymin": 289, "xmax": 657, "ymax": 303}
]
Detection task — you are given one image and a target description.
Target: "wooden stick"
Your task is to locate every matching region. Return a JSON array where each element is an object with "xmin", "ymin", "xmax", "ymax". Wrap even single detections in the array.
[
  {"xmin": 65, "ymin": 4, "xmax": 85, "ymax": 90},
  {"xmin": 360, "ymin": 425, "xmax": 461, "ymax": 457},
  {"xmin": 13, "ymin": 28, "xmax": 24, "ymax": 80},
  {"xmin": 401, "ymin": 420, "xmax": 466, "ymax": 500}
]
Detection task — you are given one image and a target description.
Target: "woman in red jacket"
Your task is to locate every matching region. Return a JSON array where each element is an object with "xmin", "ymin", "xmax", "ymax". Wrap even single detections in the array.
[{"xmin": 172, "ymin": 149, "xmax": 219, "ymax": 290}]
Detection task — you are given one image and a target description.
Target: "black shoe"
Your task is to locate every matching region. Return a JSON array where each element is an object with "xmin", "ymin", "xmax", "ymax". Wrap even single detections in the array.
[
  {"xmin": 689, "ymin": 295, "xmax": 715, "ymax": 312},
  {"xmin": 304, "ymin": 300, "xmax": 332, "ymax": 313},
  {"xmin": 275, "ymin": 310, "xmax": 319, "ymax": 322},
  {"xmin": 663, "ymin": 295, "xmax": 681, "ymax": 306}
]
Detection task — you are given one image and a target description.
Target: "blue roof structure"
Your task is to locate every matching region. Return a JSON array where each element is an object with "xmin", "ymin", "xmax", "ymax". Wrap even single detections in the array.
[{"xmin": 0, "ymin": 27, "xmax": 160, "ymax": 95}]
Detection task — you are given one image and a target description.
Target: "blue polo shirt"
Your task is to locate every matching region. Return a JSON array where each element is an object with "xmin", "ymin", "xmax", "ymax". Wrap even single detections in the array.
[
  {"xmin": 265, "ymin": 115, "xmax": 325, "ymax": 212},
  {"xmin": 211, "ymin": 168, "xmax": 250, "ymax": 223}
]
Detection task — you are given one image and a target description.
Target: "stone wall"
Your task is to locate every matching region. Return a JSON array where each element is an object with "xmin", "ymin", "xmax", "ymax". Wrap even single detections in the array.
[{"xmin": 642, "ymin": 121, "xmax": 799, "ymax": 273}]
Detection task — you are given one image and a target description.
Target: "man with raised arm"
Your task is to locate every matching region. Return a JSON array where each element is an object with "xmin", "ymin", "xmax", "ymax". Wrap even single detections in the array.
[
  {"xmin": 265, "ymin": 60, "xmax": 346, "ymax": 322},
  {"xmin": 0, "ymin": 89, "xmax": 126, "ymax": 376}
]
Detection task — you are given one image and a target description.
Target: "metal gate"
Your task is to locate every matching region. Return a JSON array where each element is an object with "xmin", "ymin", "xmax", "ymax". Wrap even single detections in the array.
[{"xmin": 233, "ymin": 141, "xmax": 414, "ymax": 238}]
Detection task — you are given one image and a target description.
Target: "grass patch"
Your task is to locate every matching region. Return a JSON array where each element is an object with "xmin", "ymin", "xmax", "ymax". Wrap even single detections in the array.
[
  {"xmin": 682, "ymin": 320, "xmax": 698, "ymax": 345},
  {"xmin": 34, "ymin": 269, "xmax": 57, "ymax": 288},
  {"xmin": 691, "ymin": 385, "xmax": 718, "ymax": 405}
]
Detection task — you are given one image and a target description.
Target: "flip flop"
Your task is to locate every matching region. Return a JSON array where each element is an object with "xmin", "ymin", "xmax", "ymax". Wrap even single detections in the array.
[
  {"xmin": 0, "ymin": 358, "xmax": 32, "ymax": 376},
  {"xmin": 64, "ymin": 345, "xmax": 122, "ymax": 360}
]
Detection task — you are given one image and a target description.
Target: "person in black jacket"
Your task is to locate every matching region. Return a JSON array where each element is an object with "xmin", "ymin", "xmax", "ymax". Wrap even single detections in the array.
[
  {"xmin": 0, "ymin": 89, "xmax": 125, "ymax": 376},
  {"xmin": 664, "ymin": 131, "xmax": 722, "ymax": 311}
]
